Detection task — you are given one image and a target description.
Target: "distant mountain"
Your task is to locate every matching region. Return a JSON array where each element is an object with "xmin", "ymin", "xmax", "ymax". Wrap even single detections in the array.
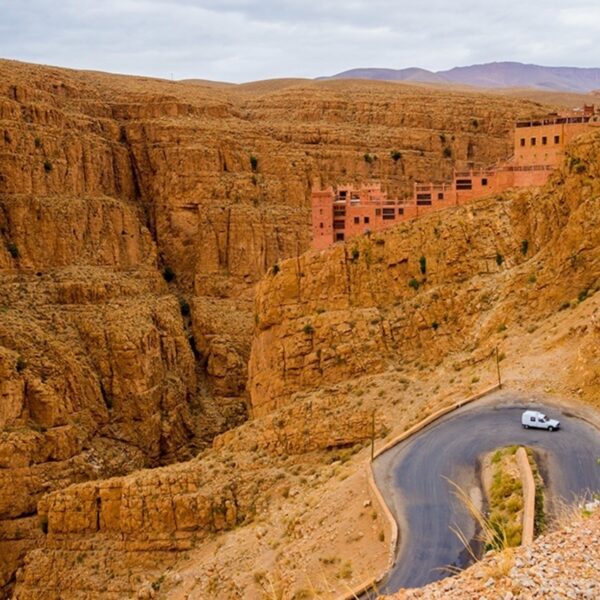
[{"xmin": 324, "ymin": 62, "xmax": 600, "ymax": 93}]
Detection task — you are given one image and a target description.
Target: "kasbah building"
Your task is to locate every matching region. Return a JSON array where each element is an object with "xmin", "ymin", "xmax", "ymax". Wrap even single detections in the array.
[{"xmin": 311, "ymin": 104, "xmax": 600, "ymax": 250}]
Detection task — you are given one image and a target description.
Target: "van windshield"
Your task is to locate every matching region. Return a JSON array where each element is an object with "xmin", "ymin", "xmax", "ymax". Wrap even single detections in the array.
[{"xmin": 540, "ymin": 415, "xmax": 548, "ymax": 421}]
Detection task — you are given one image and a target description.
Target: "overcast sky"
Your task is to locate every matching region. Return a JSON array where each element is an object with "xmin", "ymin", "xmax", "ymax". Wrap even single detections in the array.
[{"xmin": 1, "ymin": 0, "xmax": 599, "ymax": 83}]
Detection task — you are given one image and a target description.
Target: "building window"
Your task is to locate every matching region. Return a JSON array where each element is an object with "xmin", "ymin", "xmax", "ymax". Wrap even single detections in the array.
[
  {"xmin": 456, "ymin": 179, "xmax": 472, "ymax": 190},
  {"xmin": 333, "ymin": 220, "xmax": 345, "ymax": 229},
  {"xmin": 354, "ymin": 216, "xmax": 360, "ymax": 224},
  {"xmin": 335, "ymin": 233, "xmax": 345, "ymax": 241},
  {"xmin": 364, "ymin": 216, "xmax": 370, "ymax": 224},
  {"xmin": 520, "ymin": 138, "xmax": 525, "ymax": 147},
  {"xmin": 375, "ymin": 209, "xmax": 381, "ymax": 216},
  {"xmin": 398, "ymin": 208, "xmax": 404, "ymax": 215},
  {"xmin": 554, "ymin": 135, "xmax": 560, "ymax": 144},
  {"xmin": 531, "ymin": 137, "xmax": 536, "ymax": 146},
  {"xmin": 382, "ymin": 208, "xmax": 396, "ymax": 220},
  {"xmin": 438, "ymin": 192, "xmax": 444, "ymax": 200},
  {"xmin": 542, "ymin": 136, "xmax": 547, "ymax": 145},
  {"xmin": 481, "ymin": 178, "xmax": 488, "ymax": 186}
]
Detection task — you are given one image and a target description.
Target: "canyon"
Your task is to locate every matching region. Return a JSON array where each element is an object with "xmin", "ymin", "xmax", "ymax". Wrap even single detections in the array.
[{"xmin": 0, "ymin": 58, "xmax": 599, "ymax": 599}]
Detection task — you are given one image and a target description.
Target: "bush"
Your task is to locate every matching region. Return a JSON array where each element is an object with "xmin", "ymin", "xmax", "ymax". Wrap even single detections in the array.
[
  {"xmin": 179, "ymin": 299, "xmax": 190, "ymax": 316},
  {"xmin": 431, "ymin": 321, "xmax": 439, "ymax": 330},
  {"xmin": 7, "ymin": 242, "xmax": 19, "ymax": 259},
  {"xmin": 496, "ymin": 253, "xmax": 504, "ymax": 266},
  {"xmin": 521, "ymin": 239, "xmax": 529, "ymax": 255},
  {"xmin": 471, "ymin": 118, "xmax": 479, "ymax": 128},
  {"xmin": 163, "ymin": 266, "xmax": 175, "ymax": 282},
  {"xmin": 43, "ymin": 159, "xmax": 53, "ymax": 172},
  {"xmin": 351, "ymin": 247, "xmax": 360, "ymax": 261},
  {"xmin": 363, "ymin": 152, "xmax": 374, "ymax": 164},
  {"xmin": 16, "ymin": 357, "xmax": 26, "ymax": 373},
  {"xmin": 249, "ymin": 155, "xmax": 258, "ymax": 171},
  {"xmin": 419, "ymin": 255, "xmax": 427, "ymax": 275},
  {"xmin": 578, "ymin": 288, "xmax": 589, "ymax": 303},
  {"xmin": 34, "ymin": 136, "xmax": 42, "ymax": 148},
  {"xmin": 443, "ymin": 147, "xmax": 452, "ymax": 159},
  {"xmin": 303, "ymin": 323, "xmax": 315, "ymax": 335},
  {"xmin": 271, "ymin": 263, "xmax": 280, "ymax": 275},
  {"xmin": 390, "ymin": 150, "xmax": 402, "ymax": 162},
  {"xmin": 408, "ymin": 278, "xmax": 420, "ymax": 291}
]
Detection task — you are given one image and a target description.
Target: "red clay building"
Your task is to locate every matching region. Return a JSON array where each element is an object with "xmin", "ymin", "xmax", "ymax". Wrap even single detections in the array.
[{"xmin": 312, "ymin": 106, "xmax": 600, "ymax": 250}]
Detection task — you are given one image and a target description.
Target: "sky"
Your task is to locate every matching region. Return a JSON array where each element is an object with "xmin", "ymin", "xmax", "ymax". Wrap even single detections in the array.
[{"xmin": 0, "ymin": 0, "xmax": 599, "ymax": 83}]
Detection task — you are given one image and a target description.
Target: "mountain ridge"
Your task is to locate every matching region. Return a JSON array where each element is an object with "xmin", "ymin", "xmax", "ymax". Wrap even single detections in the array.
[{"xmin": 323, "ymin": 61, "xmax": 600, "ymax": 93}]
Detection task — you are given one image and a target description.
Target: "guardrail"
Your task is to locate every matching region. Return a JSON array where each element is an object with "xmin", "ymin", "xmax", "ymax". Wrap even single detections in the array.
[{"xmin": 342, "ymin": 383, "xmax": 502, "ymax": 600}]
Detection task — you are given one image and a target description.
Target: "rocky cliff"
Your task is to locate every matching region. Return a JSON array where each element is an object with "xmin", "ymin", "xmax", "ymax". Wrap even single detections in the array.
[
  {"xmin": 0, "ymin": 57, "xmax": 585, "ymax": 595},
  {"xmin": 248, "ymin": 131, "xmax": 600, "ymax": 414}
]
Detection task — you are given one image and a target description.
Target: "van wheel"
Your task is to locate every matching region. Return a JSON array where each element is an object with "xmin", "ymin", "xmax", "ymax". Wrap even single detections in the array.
[
  {"xmin": 523, "ymin": 424, "xmax": 529, "ymax": 429},
  {"xmin": 548, "ymin": 426, "xmax": 554, "ymax": 432}
]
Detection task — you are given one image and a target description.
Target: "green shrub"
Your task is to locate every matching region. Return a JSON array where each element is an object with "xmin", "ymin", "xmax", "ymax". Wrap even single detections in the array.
[
  {"xmin": 34, "ymin": 136, "xmax": 42, "ymax": 148},
  {"xmin": 496, "ymin": 253, "xmax": 504, "ymax": 266},
  {"xmin": 303, "ymin": 323, "xmax": 315, "ymax": 335},
  {"xmin": 390, "ymin": 150, "xmax": 402, "ymax": 162},
  {"xmin": 163, "ymin": 266, "xmax": 175, "ymax": 282},
  {"xmin": 179, "ymin": 299, "xmax": 190, "ymax": 316},
  {"xmin": 578, "ymin": 288, "xmax": 589, "ymax": 303},
  {"xmin": 431, "ymin": 321, "xmax": 439, "ymax": 330},
  {"xmin": 521, "ymin": 239, "xmax": 529, "ymax": 255},
  {"xmin": 363, "ymin": 152, "xmax": 374, "ymax": 164},
  {"xmin": 7, "ymin": 242, "xmax": 19, "ymax": 259},
  {"xmin": 249, "ymin": 155, "xmax": 258, "ymax": 171},
  {"xmin": 419, "ymin": 255, "xmax": 427, "ymax": 275},
  {"xmin": 408, "ymin": 278, "xmax": 420, "ymax": 291},
  {"xmin": 43, "ymin": 159, "xmax": 53, "ymax": 172},
  {"xmin": 351, "ymin": 247, "xmax": 360, "ymax": 261},
  {"xmin": 16, "ymin": 357, "xmax": 26, "ymax": 373}
]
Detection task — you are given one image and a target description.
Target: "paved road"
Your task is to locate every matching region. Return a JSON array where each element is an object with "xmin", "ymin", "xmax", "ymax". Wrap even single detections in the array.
[{"xmin": 371, "ymin": 393, "xmax": 600, "ymax": 594}]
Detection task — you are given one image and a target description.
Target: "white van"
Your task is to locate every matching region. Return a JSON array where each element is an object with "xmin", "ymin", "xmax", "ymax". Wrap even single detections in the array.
[{"xmin": 521, "ymin": 410, "xmax": 560, "ymax": 431}]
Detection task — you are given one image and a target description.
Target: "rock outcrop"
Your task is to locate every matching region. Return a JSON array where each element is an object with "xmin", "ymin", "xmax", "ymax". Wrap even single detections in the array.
[{"xmin": 248, "ymin": 132, "xmax": 600, "ymax": 414}]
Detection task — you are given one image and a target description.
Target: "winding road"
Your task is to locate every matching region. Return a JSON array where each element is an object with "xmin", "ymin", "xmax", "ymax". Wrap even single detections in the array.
[{"xmin": 371, "ymin": 392, "xmax": 600, "ymax": 594}]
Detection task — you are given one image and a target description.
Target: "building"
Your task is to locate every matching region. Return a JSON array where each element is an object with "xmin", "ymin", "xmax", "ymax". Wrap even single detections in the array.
[{"xmin": 311, "ymin": 106, "xmax": 600, "ymax": 250}]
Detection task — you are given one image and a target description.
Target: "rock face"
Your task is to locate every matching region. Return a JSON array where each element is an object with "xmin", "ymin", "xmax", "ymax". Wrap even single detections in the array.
[
  {"xmin": 248, "ymin": 132, "xmax": 600, "ymax": 414},
  {"xmin": 0, "ymin": 57, "xmax": 579, "ymax": 593}
]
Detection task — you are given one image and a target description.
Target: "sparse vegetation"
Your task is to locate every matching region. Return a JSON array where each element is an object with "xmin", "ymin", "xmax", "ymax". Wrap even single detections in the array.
[
  {"xmin": 16, "ymin": 357, "xmax": 26, "ymax": 373},
  {"xmin": 351, "ymin": 247, "xmax": 360, "ymax": 261},
  {"xmin": 442, "ymin": 146, "xmax": 452, "ymax": 159},
  {"xmin": 179, "ymin": 299, "xmax": 190, "ymax": 317},
  {"xmin": 34, "ymin": 136, "xmax": 42, "ymax": 148},
  {"xmin": 271, "ymin": 263, "xmax": 280, "ymax": 275},
  {"xmin": 363, "ymin": 152, "xmax": 374, "ymax": 164},
  {"xmin": 303, "ymin": 323, "xmax": 315, "ymax": 335},
  {"xmin": 390, "ymin": 150, "xmax": 402, "ymax": 162},
  {"xmin": 249, "ymin": 155, "xmax": 258, "ymax": 171},
  {"xmin": 431, "ymin": 321, "xmax": 439, "ymax": 330},
  {"xmin": 419, "ymin": 255, "xmax": 427, "ymax": 275},
  {"xmin": 521, "ymin": 239, "xmax": 529, "ymax": 255},
  {"xmin": 496, "ymin": 253, "xmax": 504, "ymax": 266},
  {"xmin": 7, "ymin": 242, "xmax": 19, "ymax": 259},
  {"xmin": 43, "ymin": 159, "xmax": 53, "ymax": 172},
  {"xmin": 162, "ymin": 266, "xmax": 175, "ymax": 282},
  {"xmin": 408, "ymin": 278, "xmax": 420, "ymax": 291}
]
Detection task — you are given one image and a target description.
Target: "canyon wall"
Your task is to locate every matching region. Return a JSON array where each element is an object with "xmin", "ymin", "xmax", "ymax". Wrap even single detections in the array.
[
  {"xmin": 0, "ymin": 58, "xmax": 578, "ymax": 593},
  {"xmin": 248, "ymin": 132, "xmax": 600, "ymax": 414}
]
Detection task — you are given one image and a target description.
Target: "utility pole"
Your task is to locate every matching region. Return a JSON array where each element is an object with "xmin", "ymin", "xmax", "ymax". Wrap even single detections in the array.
[
  {"xmin": 495, "ymin": 346, "xmax": 502, "ymax": 389},
  {"xmin": 370, "ymin": 409, "xmax": 376, "ymax": 462}
]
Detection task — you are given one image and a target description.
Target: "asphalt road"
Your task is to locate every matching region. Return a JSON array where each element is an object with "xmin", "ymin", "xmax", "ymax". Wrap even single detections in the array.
[{"xmin": 371, "ymin": 393, "xmax": 600, "ymax": 594}]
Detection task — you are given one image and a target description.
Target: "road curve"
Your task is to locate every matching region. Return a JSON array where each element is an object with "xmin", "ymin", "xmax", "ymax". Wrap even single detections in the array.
[{"xmin": 371, "ymin": 393, "xmax": 600, "ymax": 594}]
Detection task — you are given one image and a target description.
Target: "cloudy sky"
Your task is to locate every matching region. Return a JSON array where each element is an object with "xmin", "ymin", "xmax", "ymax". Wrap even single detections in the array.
[{"xmin": 0, "ymin": 0, "xmax": 599, "ymax": 82}]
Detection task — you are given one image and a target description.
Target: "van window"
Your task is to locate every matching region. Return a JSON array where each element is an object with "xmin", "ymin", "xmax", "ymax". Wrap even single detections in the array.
[{"xmin": 530, "ymin": 417, "xmax": 535, "ymax": 422}]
